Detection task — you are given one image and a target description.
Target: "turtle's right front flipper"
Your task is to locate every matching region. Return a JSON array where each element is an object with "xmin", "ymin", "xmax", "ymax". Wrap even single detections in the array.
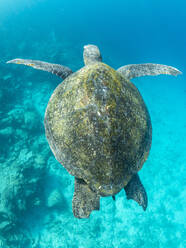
[
  {"xmin": 72, "ymin": 178, "xmax": 100, "ymax": 218},
  {"xmin": 6, "ymin": 59, "xmax": 73, "ymax": 80},
  {"xmin": 117, "ymin": 63, "xmax": 182, "ymax": 80}
]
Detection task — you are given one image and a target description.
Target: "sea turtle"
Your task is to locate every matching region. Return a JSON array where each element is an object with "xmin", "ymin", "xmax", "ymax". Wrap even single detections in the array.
[{"xmin": 7, "ymin": 45, "xmax": 181, "ymax": 218}]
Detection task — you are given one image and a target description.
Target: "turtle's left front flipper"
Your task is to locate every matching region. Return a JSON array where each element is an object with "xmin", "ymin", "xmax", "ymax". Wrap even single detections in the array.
[
  {"xmin": 6, "ymin": 59, "xmax": 73, "ymax": 80},
  {"xmin": 117, "ymin": 63, "xmax": 182, "ymax": 80},
  {"xmin": 72, "ymin": 178, "xmax": 100, "ymax": 218},
  {"xmin": 124, "ymin": 173, "xmax": 148, "ymax": 211}
]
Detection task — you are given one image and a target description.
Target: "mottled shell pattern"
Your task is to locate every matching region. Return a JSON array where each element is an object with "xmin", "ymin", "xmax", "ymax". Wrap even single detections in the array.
[{"xmin": 44, "ymin": 62, "xmax": 152, "ymax": 196}]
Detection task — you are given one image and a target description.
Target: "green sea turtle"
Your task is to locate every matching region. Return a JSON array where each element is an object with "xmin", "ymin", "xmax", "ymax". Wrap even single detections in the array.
[{"xmin": 7, "ymin": 45, "xmax": 181, "ymax": 218}]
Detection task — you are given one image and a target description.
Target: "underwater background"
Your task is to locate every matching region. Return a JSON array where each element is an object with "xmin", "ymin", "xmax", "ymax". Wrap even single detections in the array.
[{"xmin": 0, "ymin": 0, "xmax": 185, "ymax": 247}]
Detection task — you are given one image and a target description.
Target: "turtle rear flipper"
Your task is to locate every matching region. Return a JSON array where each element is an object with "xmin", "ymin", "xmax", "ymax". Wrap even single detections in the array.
[
  {"xmin": 72, "ymin": 178, "xmax": 100, "ymax": 218},
  {"xmin": 124, "ymin": 173, "xmax": 148, "ymax": 211},
  {"xmin": 6, "ymin": 59, "xmax": 73, "ymax": 80},
  {"xmin": 117, "ymin": 63, "xmax": 182, "ymax": 80}
]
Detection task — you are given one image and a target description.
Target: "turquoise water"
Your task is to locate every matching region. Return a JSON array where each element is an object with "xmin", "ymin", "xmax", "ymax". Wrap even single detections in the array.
[{"xmin": 0, "ymin": 0, "xmax": 185, "ymax": 247}]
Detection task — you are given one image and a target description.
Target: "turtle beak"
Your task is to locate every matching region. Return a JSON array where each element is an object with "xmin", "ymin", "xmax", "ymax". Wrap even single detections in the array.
[{"xmin": 83, "ymin": 45, "xmax": 90, "ymax": 51}]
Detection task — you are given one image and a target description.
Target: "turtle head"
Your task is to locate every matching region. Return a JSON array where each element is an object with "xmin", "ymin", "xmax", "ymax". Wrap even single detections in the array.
[{"xmin": 83, "ymin": 44, "xmax": 102, "ymax": 65}]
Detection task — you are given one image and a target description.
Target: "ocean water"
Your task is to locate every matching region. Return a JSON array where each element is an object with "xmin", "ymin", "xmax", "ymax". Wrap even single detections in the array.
[{"xmin": 0, "ymin": 0, "xmax": 185, "ymax": 247}]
